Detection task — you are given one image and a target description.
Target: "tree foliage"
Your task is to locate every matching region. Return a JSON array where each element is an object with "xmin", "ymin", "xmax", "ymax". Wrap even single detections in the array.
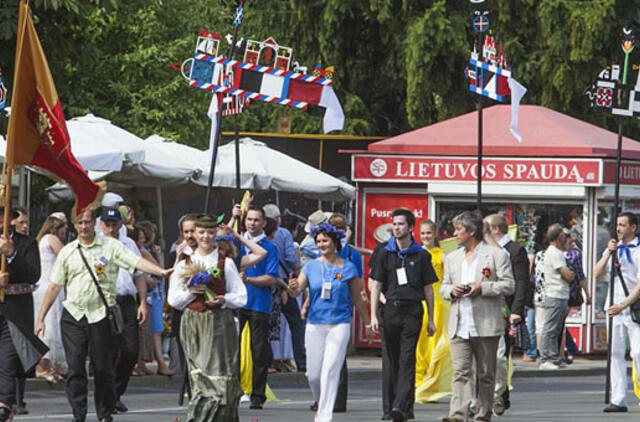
[{"xmin": 2, "ymin": 0, "xmax": 640, "ymax": 146}]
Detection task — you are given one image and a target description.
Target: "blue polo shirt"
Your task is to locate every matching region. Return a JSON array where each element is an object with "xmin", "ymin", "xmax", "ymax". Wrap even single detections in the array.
[
  {"xmin": 241, "ymin": 238, "xmax": 279, "ymax": 314},
  {"xmin": 302, "ymin": 258, "xmax": 358, "ymax": 324}
]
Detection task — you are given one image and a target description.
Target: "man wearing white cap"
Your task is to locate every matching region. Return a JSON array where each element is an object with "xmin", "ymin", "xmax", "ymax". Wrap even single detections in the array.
[{"xmin": 95, "ymin": 193, "xmax": 127, "ymax": 239}]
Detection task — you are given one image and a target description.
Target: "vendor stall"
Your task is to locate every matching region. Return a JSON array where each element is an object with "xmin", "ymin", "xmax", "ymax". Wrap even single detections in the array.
[{"xmin": 349, "ymin": 104, "xmax": 640, "ymax": 353}]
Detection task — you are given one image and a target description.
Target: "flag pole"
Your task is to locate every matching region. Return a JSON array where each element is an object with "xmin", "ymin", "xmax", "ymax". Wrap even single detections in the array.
[
  {"xmin": 203, "ymin": 2, "xmax": 243, "ymax": 213},
  {"xmin": 0, "ymin": 0, "xmax": 28, "ymax": 303},
  {"xmin": 476, "ymin": 100, "xmax": 483, "ymax": 212},
  {"xmin": 605, "ymin": 120, "xmax": 623, "ymax": 404}
]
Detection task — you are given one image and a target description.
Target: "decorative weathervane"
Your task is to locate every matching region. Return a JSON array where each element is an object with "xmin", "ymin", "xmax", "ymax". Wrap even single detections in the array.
[
  {"xmin": 584, "ymin": 26, "xmax": 640, "ymax": 408},
  {"xmin": 465, "ymin": 0, "xmax": 511, "ymax": 102},
  {"xmin": 176, "ymin": 32, "xmax": 337, "ymax": 110},
  {"xmin": 0, "ymin": 67, "xmax": 7, "ymax": 110},
  {"xmin": 463, "ymin": 0, "xmax": 527, "ymax": 211},
  {"xmin": 585, "ymin": 27, "xmax": 640, "ymax": 116}
]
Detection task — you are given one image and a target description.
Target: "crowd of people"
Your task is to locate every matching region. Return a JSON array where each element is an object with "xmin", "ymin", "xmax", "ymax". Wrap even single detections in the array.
[{"xmin": 0, "ymin": 194, "xmax": 639, "ymax": 422}]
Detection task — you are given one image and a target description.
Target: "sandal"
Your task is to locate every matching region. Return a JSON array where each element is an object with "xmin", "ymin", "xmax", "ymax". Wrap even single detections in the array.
[{"xmin": 36, "ymin": 369, "xmax": 58, "ymax": 384}]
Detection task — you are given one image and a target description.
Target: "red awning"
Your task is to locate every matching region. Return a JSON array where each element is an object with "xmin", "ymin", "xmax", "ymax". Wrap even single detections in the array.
[{"xmin": 367, "ymin": 105, "xmax": 640, "ymax": 160}]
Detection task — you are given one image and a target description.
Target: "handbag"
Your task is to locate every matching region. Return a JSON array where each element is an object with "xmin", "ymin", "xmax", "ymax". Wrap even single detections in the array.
[
  {"xmin": 614, "ymin": 260, "xmax": 640, "ymax": 324},
  {"xmin": 77, "ymin": 245, "xmax": 124, "ymax": 336}
]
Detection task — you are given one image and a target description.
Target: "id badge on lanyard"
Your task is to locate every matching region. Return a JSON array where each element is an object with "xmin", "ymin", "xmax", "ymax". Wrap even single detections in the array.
[
  {"xmin": 321, "ymin": 281, "xmax": 332, "ymax": 299},
  {"xmin": 396, "ymin": 267, "xmax": 408, "ymax": 286}
]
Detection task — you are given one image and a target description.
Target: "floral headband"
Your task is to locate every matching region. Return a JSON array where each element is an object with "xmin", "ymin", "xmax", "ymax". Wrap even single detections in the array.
[
  {"xmin": 215, "ymin": 233, "xmax": 235, "ymax": 242},
  {"xmin": 310, "ymin": 223, "xmax": 346, "ymax": 240}
]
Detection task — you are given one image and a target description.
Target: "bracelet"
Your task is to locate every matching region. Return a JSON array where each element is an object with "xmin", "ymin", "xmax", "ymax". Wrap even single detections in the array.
[{"xmin": 364, "ymin": 323, "xmax": 372, "ymax": 329}]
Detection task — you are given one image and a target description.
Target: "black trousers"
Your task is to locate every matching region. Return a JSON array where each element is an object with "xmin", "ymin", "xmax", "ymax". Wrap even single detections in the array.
[
  {"xmin": 0, "ymin": 316, "xmax": 20, "ymax": 406},
  {"xmin": 61, "ymin": 309, "xmax": 117, "ymax": 421},
  {"xmin": 280, "ymin": 296, "xmax": 306, "ymax": 370},
  {"xmin": 381, "ymin": 302, "xmax": 423, "ymax": 414},
  {"xmin": 378, "ymin": 304, "xmax": 393, "ymax": 415},
  {"xmin": 238, "ymin": 309, "xmax": 270, "ymax": 404},
  {"xmin": 115, "ymin": 295, "xmax": 139, "ymax": 400}
]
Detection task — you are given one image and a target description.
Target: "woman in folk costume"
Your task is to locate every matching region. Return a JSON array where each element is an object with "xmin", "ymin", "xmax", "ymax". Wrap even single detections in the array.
[
  {"xmin": 168, "ymin": 215, "xmax": 247, "ymax": 421},
  {"xmin": 415, "ymin": 219, "xmax": 453, "ymax": 402},
  {"xmin": 289, "ymin": 223, "xmax": 374, "ymax": 422}
]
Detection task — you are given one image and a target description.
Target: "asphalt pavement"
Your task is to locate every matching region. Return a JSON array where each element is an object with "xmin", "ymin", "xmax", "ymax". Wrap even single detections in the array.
[{"xmin": 14, "ymin": 374, "xmax": 640, "ymax": 422}]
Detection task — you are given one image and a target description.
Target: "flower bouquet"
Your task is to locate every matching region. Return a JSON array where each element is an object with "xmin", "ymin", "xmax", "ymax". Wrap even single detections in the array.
[{"xmin": 181, "ymin": 261, "xmax": 221, "ymax": 301}]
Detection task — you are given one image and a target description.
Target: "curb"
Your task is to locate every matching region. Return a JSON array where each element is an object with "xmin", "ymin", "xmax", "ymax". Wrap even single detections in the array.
[{"xmin": 25, "ymin": 365, "xmax": 613, "ymax": 392}]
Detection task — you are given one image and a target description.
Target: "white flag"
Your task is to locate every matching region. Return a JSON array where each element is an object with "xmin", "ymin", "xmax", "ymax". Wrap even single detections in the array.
[
  {"xmin": 319, "ymin": 86, "xmax": 345, "ymax": 134},
  {"xmin": 207, "ymin": 93, "xmax": 221, "ymax": 165},
  {"xmin": 508, "ymin": 77, "xmax": 527, "ymax": 142}
]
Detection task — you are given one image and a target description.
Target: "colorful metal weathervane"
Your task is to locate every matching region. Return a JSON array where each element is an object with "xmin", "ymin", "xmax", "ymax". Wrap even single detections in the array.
[
  {"xmin": 465, "ymin": 0, "xmax": 511, "ymax": 102},
  {"xmin": 585, "ymin": 27, "xmax": 640, "ymax": 407},
  {"xmin": 585, "ymin": 28, "xmax": 640, "ymax": 116}
]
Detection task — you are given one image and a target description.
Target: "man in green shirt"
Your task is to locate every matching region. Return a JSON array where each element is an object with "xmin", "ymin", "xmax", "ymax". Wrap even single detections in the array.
[{"xmin": 35, "ymin": 209, "xmax": 170, "ymax": 422}]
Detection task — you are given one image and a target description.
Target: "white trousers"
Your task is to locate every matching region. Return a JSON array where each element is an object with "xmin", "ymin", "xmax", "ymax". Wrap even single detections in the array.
[
  {"xmin": 611, "ymin": 312, "xmax": 640, "ymax": 407},
  {"xmin": 305, "ymin": 323, "xmax": 351, "ymax": 422}
]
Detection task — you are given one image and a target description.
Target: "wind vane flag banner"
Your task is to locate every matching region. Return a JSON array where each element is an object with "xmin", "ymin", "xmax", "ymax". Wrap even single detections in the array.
[
  {"xmin": 508, "ymin": 77, "xmax": 527, "ymax": 142},
  {"xmin": 7, "ymin": 1, "xmax": 105, "ymax": 218}
]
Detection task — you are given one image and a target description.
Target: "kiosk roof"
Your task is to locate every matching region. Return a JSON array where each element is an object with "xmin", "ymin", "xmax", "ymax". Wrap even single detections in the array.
[{"xmin": 368, "ymin": 105, "xmax": 640, "ymax": 160}]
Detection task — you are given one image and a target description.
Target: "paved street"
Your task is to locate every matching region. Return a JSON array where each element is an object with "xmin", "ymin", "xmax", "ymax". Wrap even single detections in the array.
[{"xmin": 14, "ymin": 375, "xmax": 640, "ymax": 421}]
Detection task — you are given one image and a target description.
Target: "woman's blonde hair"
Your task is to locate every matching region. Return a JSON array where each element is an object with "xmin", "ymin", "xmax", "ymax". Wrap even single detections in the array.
[
  {"xmin": 420, "ymin": 219, "xmax": 439, "ymax": 247},
  {"xmin": 37, "ymin": 216, "xmax": 65, "ymax": 243}
]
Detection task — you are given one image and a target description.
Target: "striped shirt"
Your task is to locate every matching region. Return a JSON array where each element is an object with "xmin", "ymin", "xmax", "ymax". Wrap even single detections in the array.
[{"xmin": 51, "ymin": 234, "xmax": 141, "ymax": 323}]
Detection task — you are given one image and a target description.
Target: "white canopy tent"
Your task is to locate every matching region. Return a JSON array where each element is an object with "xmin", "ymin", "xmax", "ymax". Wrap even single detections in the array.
[
  {"xmin": 195, "ymin": 138, "xmax": 356, "ymax": 201},
  {"xmin": 0, "ymin": 114, "xmax": 146, "ymax": 171},
  {"xmin": 49, "ymin": 136, "xmax": 355, "ymax": 201}
]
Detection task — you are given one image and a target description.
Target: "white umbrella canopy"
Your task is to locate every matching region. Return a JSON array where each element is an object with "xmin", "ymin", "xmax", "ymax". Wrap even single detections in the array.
[
  {"xmin": 0, "ymin": 116, "xmax": 143, "ymax": 172},
  {"xmin": 66, "ymin": 114, "xmax": 145, "ymax": 171},
  {"xmin": 194, "ymin": 137, "xmax": 356, "ymax": 201}
]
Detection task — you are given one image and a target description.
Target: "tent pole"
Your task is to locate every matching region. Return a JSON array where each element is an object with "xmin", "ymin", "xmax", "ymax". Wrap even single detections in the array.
[
  {"xmin": 275, "ymin": 190, "xmax": 280, "ymax": 209},
  {"xmin": 156, "ymin": 187, "xmax": 165, "ymax": 248},
  {"xmin": 235, "ymin": 120, "xmax": 241, "ymax": 191},
  {"xmin": 319, "ymin": 139, "xmax": 324, "ymax": 170},
  {"xmin": 605, "ymin": 120, "xmax": 623, "ymax": 404},
  {"xmin": 18, "ymin": 167, "xmax": 26, "ymax": 208}
]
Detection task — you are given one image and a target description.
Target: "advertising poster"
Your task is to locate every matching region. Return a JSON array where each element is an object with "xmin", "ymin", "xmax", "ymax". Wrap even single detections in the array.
[{"xmin": 355, "ymin": 191, "xmax": 430, "ymax": 348}]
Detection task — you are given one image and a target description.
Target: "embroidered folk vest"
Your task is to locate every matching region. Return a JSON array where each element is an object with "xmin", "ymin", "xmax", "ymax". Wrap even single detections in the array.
[{"xmin": 187, "ymin": 253, "xmax": 227, "ymax": 312}]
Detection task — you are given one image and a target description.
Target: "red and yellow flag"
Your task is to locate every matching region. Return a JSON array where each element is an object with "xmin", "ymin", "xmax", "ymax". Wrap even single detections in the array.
[{"xmin": 6, "ymin": 1, "xmax": 104, "ymax": 218}]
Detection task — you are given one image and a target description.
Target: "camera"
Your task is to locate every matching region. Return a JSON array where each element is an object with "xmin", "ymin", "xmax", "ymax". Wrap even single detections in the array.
[{"xmin": 462, "ymin": 285, "xmax": 472, "ymax": 294}]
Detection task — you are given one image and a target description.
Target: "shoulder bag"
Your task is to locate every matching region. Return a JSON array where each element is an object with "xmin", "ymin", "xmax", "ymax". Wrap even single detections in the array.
[
  {"xmin": 77, "ymin": 244, "xmax": 124, "ymax": 336},
  {"xmin": 614, "ymin": 261, "xmax": 640, "ymax": 324}
]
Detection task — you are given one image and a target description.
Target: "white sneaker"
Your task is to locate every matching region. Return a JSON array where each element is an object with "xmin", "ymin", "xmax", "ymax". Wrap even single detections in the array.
[
  {"xmin": 240, "ymin": 394, "xmax": 250, "ymax": 403},
  {"xmin": 539, "ymin": 361, "xmax": 560, "ymax": 370}
]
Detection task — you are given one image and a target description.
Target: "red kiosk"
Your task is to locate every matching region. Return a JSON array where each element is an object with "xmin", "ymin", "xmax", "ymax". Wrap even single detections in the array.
[{"xmin": 350, "ymin": 105, "xmax": 640, "ymax": 353}]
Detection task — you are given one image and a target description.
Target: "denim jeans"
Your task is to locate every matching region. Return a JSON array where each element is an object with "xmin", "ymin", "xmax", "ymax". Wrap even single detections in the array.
[
  {"xmin": 537, "ymin": 297, "xmax": 569, "ymax": 363},
  {"xmin": 524, "ymin": 306, "xmax": 537, "ymax": 359}
]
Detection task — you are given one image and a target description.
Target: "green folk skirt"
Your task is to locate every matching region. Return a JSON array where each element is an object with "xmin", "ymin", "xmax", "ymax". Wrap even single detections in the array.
[{"xmin": 181, "ymin": 308, "xmax": 242, "ymax": 422}]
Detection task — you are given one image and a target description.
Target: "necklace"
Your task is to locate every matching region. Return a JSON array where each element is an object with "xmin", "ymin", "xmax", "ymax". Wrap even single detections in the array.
[{"xmin": 321, "ymin": 260, "xmax": 340, "ymax": 284}]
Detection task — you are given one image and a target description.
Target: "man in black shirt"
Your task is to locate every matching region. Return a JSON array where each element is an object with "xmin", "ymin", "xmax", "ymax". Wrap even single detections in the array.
[{"xmin": 370, "ymin": 208, "xmax": 437, "ymax": 422}]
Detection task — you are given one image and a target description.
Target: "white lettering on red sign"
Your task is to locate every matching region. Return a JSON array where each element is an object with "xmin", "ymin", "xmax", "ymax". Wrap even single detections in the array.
[
  {"xmin": 353, "ymin": 156, "xmax": 601, "ymax": 185},
  {"xmin": 370, "ymin": 207, "xmax": 423, "ymax": 219}
]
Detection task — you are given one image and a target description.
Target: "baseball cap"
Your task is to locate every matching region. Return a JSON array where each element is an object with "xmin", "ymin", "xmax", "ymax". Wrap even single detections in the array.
[
  {"xmin": 101, "ymin": 208, "xmax": 122, "ymax": 222},
  {"xmin": 102, "ymin": 192, "xmax": 124, "ymax": 207},
  {"xmin": 263, "ymin": 203, "xmax": 280, "ymax": 219}
]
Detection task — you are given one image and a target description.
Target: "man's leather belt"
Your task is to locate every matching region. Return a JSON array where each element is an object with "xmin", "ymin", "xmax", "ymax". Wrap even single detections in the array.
[
  {"xmin": 389, "ymin": 300, "xmax": 421, "ymax": 307},
  {"xmin": 4, "ymin": 283, "xmax": 35, "ymax": 296}
]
